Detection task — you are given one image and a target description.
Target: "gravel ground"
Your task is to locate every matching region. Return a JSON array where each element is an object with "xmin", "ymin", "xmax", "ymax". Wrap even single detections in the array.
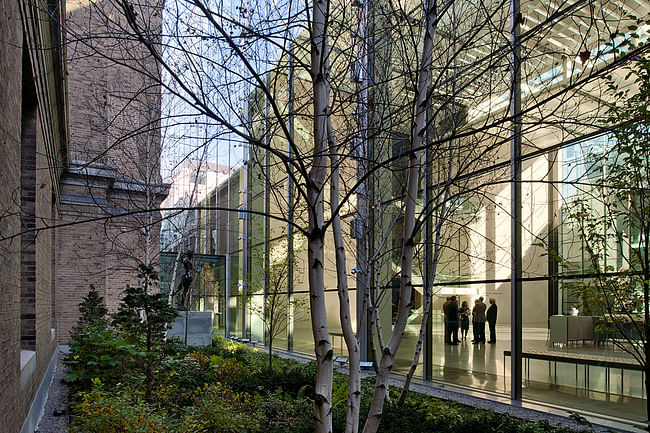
[{"xmin": 35, "ymin": 350, "xmax": 69, "ymax": 433}]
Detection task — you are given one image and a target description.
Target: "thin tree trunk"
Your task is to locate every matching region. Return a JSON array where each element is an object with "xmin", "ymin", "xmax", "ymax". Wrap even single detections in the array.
[
  {"xmin": 397, "ymin": 207, "xmax": 445, "ymax": 405},
  {"xmin": 362, "ymin": 1, "xmax": 436, "ymax": 430},
  {"xmin": 310, "ymin": 0, "xmax": 334, "ymax": 429},
  {"xmin": 632, "ymin": 270, "xmax": 650, "ymax": 418},
  {"xmin": 327, "ymin": 118, "xmax": 361, "ymax": 433}
]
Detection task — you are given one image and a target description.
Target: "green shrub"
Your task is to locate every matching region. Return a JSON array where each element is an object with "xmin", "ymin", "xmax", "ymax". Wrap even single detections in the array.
[
  {"xmin": 154, "ymin": 352, "xmax": 219, "ymax": 410},
  {"xmin": 65, "ymin": 328, "xmax": 140, "ymax": 393},
  {"xmin": 179, "ymin": 383, "xmax": 262, "ymax": 433},
  {"xmin": 377, "ymin": 397, "xmax": 577, "ymax": 433},
  {"xmin": 256, "ymin": 391, "xmax": 314, "ymax": 433},
  {"xmin": 229, "ymin": 359, "xmax": 317, "ymax": 396},
  {"xmin": 112, "ymin": 264, "xmax": 178, "ymax": 402},
  {"xmin": 72, "ymin": 285, "xmax": 109, "ymax": 333},
  {"xmin": 70, "ymin": 385, "xmax": 170, "ymax": 433}
]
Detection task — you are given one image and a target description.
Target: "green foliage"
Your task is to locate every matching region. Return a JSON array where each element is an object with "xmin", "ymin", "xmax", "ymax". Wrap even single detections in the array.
[
  {"xmin": 67, "ymin": 330, "xmax": 581, "ymax": 433},
  {"xmin": 228, "ymin": 358, "xmax": 317, "ymax": 397},
  {"xmin": 70, "ymin": 385, "xmax": 171, "ymax": 433},
  {"xmin": 179, "ymin": 384, "xmax": 262, "ymax": 433},
  {"xmin": 377, "ymin": 398, "xmax": 577, "ymax": 433},
  {"xmin": 66, "ymin": 286, "xmax": 138, "ymax": 393},
  {"xmin": 112, "ymin": 264, "xmax": 178, "ymax": 343},
  {"xmin": 112, "ymin": 264, "xmax": 178, "ymax": 402},
  {"xmin": 74, "ymin": 285, "xmax": 109, "ymax": 332},
  {"xmin": 65, "ymin": 329, "xmax": 140, "ymax": 393},
  {"xmin": 255, "ymin": 391, "xmax": 314, "ymax": 433}
]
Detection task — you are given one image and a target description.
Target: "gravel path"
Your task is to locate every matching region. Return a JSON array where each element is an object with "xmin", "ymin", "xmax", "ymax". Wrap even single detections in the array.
[{"xmin": 35, "ymin": 350, "xmax": 69, "ymax": 433}]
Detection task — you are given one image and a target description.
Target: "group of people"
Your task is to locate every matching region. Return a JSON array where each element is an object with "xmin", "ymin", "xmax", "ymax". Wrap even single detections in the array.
[{"xmin": 442, "ymin": 296, "xmax": 497, "ymax": 346}]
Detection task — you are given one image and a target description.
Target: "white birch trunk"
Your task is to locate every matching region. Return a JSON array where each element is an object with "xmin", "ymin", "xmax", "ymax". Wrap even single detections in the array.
[
  {"xmin": 327, "ymin": 118, "xmax": 361, "ymax": 433},
  {"xmin": 397, "ymin": 198, "xmax": 446, "ymax": 405},
  {"xmin": 362, "ymin": 0, "xmax": 437, "ymax": 430},
  {"xmin": 310, "ymin": 0, "xmax": 334, "ymax": 430}
]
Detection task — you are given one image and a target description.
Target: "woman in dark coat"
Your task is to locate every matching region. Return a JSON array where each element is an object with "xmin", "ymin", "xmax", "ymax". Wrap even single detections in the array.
[
  {"xmin": 459, "ymin": 300, "xmax": 470, "ymax": 340},
  {"xmin": 487, "ymin": 298, "xmax": 498, "ymax": 344}
]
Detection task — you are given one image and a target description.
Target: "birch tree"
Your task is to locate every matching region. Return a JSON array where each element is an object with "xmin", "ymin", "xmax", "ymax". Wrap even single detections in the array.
[{"xmin": 50, "ymin": 0, "xmax": 650, "ymax": 430}]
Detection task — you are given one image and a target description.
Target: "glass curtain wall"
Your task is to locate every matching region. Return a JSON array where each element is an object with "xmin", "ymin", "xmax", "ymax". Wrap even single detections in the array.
[{"xmin": 208, "ymin": 0, "xmax": 649, "ymax": 424}]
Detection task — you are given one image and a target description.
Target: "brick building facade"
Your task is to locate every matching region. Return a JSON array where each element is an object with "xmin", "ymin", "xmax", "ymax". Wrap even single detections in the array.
[
  {"xmin": 0, "ymin": 0, "xmax": 166, "ymax": 431},
  {"xmin": 56, "ymin": 0, "xmax": 167, "ymax": 344},
  {"xmin": 0, "ymin": 1, "xmax": 66, "ymax": 432}
]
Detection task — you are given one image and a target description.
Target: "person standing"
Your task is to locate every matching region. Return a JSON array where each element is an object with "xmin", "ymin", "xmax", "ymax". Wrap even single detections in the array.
[
  {"xmin": 487, "ymin": 298, "xmax": 498, "ymax": 344},
  {"xmin": 442, "ymin": 297, "xmax": 451, "ymax": 344},
  {"xmin": 472, "ymin": 297, "xmax": 487, "ymax": 344},
  {"xmin": 445, "ymin": 296, "xmax": 460, "ymax": 345},
  {"xmin": 459, "ymin": 300, "xmax": 470, "ymax": 340},
  {"xmin": 471, "ymin": 299, "xmax": 479, "ymax": 342}
]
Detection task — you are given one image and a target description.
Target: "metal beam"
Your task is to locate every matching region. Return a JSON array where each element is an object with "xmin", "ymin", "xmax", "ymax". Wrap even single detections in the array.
[{"xmin": 510, "ymin": 0, "xmax": 523, "ymax": 402}]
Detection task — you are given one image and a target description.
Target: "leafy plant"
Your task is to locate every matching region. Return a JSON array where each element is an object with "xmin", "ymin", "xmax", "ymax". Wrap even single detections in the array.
[
  {"xmin": 559, "ymin": 21, "xmax": 650, "ymax": 419},
  {"xmin": 255, "ymin": 391, "xmax": 314, "ymax": 433},
  {"xmin": 70, "ymin": 383, "xmax": 171, "ymax": 433},
  {"xmin": 66, "ymin": 286, "xmax": 138, "ymax": 392},
  {"xmin": 73, "ymin": 285, "xmax": 109, "ymax": 332},
  {"xmin": 112, "ymin": 263, "xmax": 178, "ymax": 402},
  {"xmin": 65, "ymin": 329, "xmax": 140, "ymax": 393},
  {"xmin": 179, "ymin": 383, "xmax": 262, "ymax": 433}
]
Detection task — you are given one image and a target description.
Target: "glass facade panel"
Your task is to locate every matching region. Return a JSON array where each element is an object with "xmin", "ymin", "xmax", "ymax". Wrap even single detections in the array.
[
  {"xmin": 159, "ymin": 0, "xmax": 650, "ymax": 424},
  {"xmin": 431, "ymin": 284, "xmax": 509, "ymax": 394}
]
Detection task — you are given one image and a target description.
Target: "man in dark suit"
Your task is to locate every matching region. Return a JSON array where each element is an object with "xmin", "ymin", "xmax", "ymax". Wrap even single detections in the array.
[
  {"xmin": 445, "ymin": 296, "xmax": 459, "ymax": 345},
  {"xmin": 472, "ymin": 297, "xmax": 487, "ymax": 344},
  {"xmin": 442, "ymin": 297, "xmax": 450, "ymax": 344},
  {"xmin": 487, "ymin": 298, "xmax": 498, "ymax": 344}
]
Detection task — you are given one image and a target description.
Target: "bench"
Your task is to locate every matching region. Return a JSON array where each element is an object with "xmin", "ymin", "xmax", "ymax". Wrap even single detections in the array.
[
  {"xmin": 331, "ymin": 358, "xmax": 374, "ymax": 370},
  {"xmin": 504, "ymin": 349, "xmax": 643, "ymax": 394},
  {"xmin": 360, "ymin": 361, "xmax": 373, "ymax": 370}
]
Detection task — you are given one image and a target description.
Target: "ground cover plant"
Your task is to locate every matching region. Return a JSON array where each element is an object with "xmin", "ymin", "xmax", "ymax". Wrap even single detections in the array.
[{"xmin": 65, "ymin": 290, "xmax": 584, "ymax": 433}]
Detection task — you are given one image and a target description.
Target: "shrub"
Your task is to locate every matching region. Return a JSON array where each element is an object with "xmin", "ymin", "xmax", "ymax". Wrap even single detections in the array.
[
  {"xmin": 256, "ymin": 391, "xmax": 314, "ymax": 433},
  {"xmin": 65, "ymin": 328, "xmax": 140, "ymax": 393},
  {"xmin": 229, "ymin": 359, "xmax": 317, "ymax": 396},
  {"xmin": 216, "ymin": 357, "xmax": 255, "ymax": 381},
  {"xmin": 377, "ymin": 397, "xmax": 577, "ymax": 433},
  {"xmin": 112, "ymin": 264, "xmax": 178, "ymax": 402},
  {"xmin": 154, "ymin": 353, "xmax": 218, "ymax": 410},
  {"xmin": 72, "ymin": 285, "xmax": 109, "ymax": 333},
  {"xmin": 69, "ymin": 385, "xmax": 170, "ymax": 433},
  {"xmin": 179, "ymin": 383, "xmax": 262, "ymax": 433}
]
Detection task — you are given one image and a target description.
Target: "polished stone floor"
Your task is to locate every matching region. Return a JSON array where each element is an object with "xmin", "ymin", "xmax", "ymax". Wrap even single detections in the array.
[{"xmin": 393, "ymin": 323, "xmax": 645, "ymax": 422}]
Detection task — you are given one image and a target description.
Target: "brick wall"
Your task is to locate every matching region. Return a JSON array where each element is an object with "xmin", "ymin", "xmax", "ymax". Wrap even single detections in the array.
[
  {"xmin": 56, "ymin": 0, "xmax": 167, "ymax": 343},
  {"xmin": 0, "ymin": 1, "xmax": 61, "ymax": 430},
  {"xmin": 0, "ymin": 1, "xmax": 25, "ymax": 429}
]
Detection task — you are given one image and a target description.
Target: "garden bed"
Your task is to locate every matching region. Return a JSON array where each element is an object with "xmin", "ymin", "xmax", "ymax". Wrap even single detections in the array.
[{"xmin": 66, "ymin": 336, "xmax": 592, "ymax": 433}]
